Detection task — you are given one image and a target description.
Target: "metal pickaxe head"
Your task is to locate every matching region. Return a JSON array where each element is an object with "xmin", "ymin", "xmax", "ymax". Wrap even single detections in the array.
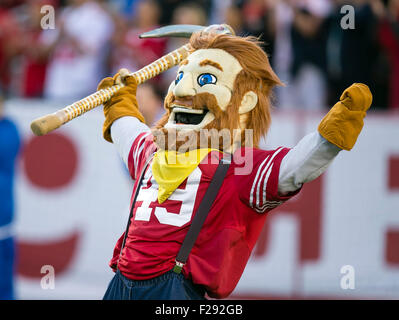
[{"xmin": 139, "ymin": 24, "xmax": 235, "ymax": 39}]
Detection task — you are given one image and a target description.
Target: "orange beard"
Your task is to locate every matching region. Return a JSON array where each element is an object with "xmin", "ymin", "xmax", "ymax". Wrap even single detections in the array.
[{"xmin": 151, "ymin": 92, "xmax": 244, "ymax": 153}]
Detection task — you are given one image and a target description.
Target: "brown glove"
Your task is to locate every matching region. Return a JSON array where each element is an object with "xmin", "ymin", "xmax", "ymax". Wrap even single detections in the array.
[
  {"xmin": 97, "ymin": 69, "xmax": 145, "ymax": 143},
  {"xmin": 318, "ymin": 83, "xmax": 372, "ymax": 151}
]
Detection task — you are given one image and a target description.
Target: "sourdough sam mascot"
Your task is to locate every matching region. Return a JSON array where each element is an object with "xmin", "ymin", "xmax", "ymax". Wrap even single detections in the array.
[{"xmin": 99, "ymin": 28, "xmax": 372, "ymax": 300}]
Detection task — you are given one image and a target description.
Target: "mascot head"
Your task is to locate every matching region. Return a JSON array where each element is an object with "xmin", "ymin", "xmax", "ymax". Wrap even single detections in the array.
[{"xmin": 153, "ymin": 31, "xmax": 282, "ymax": 152}]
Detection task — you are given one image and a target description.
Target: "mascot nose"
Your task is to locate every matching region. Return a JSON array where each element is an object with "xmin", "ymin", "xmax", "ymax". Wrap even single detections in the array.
[{"xmin": 173, "ymin": 73, "xmax": 196, "ymax": 97}]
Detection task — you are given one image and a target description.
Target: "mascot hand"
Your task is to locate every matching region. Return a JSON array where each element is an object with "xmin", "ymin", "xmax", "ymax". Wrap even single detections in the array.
[
  {"xmin": 318, "ymin": 83, "xmax": 372, "ymax": 151},
  {"xmin": 97, "ymin": 68, "xmax": 145, "ymax": 143}
]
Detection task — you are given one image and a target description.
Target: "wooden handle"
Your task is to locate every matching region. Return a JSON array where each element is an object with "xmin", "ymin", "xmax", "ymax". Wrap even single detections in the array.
[{"xmin": 30, "ymin": 44, "xmax": 191, "ymax": 136}]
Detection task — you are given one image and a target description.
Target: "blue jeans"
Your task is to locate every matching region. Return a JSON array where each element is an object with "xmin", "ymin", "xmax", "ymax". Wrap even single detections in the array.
[
  {"xmin": 103, "ymin": 269, "xmax": 206, "ymax": 300},
  {"xmin": 0, "ymin": 237, "xmax": 15, "ymax": 300}
]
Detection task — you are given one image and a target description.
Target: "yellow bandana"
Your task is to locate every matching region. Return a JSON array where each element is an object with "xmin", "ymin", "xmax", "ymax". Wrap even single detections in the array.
[{"xmin": 152, "ymin": 148, "xmax": 214, "ymax": 204}]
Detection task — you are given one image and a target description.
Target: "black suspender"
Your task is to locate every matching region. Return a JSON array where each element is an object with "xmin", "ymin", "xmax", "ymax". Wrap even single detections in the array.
[
  {"xmin": 117, "ymin": 152, "xmax": 231, "ymax": 274},
  {"xmin": 173, "ymin": 155, "xmax": 231, "ymax": 273}
]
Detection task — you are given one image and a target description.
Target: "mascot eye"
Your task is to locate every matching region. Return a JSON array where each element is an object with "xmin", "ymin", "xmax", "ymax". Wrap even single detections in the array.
[
  {"xmin": 175, "ymin": 71, "xmax": 184, "ymax": 85},
  {"xmin": 197, "ymin": 73, "xmax": 217, "ymax": 87}
]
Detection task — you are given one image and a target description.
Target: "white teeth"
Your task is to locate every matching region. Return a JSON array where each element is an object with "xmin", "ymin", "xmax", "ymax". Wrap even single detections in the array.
[
  {"xmin": 171, "ymin": 105, "xmax": 204, "ymax": 114},
  {"xmin": 166, "ymin": 104, "xmax": 215, "ymax": 130}
]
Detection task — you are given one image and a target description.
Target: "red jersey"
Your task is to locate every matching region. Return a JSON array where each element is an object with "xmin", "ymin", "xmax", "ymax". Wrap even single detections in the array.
[{"xmin": 110, "ymin": 132, "xmax": 299, "ymax": 298}]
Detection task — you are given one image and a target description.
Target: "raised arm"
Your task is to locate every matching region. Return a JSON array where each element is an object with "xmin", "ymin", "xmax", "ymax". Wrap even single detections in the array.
[
  {"xmin": 278, "ymin": 132, "xmax": 341, "ymax": 194},
  {"xmin": 110, "ymin": 117, "xmax": 149, "ymax": 167},
  {"xmin": 278, "ymin": 83, "xmax": 373, "ymax": 194},
  {"xmin": 98, "ymin": 70, "xmax": 150, "ymax": 167}
]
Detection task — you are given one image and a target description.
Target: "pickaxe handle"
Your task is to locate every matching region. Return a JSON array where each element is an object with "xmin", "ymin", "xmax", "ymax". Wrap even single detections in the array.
[{"xmin": 30, "ymin": 44, "xmax": 191, "ymax": 136}]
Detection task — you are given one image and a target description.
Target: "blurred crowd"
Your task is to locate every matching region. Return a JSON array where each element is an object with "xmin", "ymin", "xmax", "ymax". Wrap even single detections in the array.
[{"xmin": 0, "ymin": 0, "xmax": 398, "ymax": 121}]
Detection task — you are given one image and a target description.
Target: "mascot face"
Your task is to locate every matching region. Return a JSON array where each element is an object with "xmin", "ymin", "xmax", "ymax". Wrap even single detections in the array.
[
  {"xmin": 153, "ymin": 33, "xmax": 281, "ymax": 152},
  {"xmin": 165, "ymin": 48, "xmax": 244, "ymax": 131},
  {"xmin": 155, "ymin": 48, "xmax": 258, "ymax": 152}
]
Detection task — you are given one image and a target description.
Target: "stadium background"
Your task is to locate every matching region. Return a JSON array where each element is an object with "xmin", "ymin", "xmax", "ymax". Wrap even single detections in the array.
[{"xmin": 1, "ymin": 0, "xmax": 398, "ymax": 299}]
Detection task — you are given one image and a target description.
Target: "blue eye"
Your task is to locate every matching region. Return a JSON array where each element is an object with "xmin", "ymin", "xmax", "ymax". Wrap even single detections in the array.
[
  {"xmin": 197, "ymin": 73, "xmax": 217, "ymax": 87},
  {"xmin": 175, "ymin": 71, "xmax": 183, "ymax": 85}
]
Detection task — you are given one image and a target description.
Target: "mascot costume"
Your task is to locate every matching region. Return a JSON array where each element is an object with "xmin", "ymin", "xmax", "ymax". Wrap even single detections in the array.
[{"xmin": 98, "ymin": 29, "xmax": 372, "ymax": 300}]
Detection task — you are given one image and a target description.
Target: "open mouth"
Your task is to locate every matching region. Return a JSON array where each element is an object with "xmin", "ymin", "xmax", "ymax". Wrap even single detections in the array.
[
  {"xmin": 172, "ymin": 106, "xmax": 209, "ymax": 125},
  {"xmin": 165, "ymin": 104, "xmax": 215, "ymax": 130}
]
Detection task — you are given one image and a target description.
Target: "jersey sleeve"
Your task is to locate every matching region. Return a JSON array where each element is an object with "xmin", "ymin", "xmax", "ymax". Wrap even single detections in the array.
[
  {"xmin": 110, "ymin": 116, "xmax": 150, "ymax": 168},
  {"xmin": 278, "ymin": 131, "xmax": 341, "ymax": 194},
  {"xmin": 126, "ymin": 132, "xmax": 155, "ymax": 180},
  {"xmin": 235, "ymin": 147, "xmax": 300, "ymax": 213}
]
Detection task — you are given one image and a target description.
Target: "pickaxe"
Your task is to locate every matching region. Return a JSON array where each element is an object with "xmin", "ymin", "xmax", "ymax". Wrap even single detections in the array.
[{"xmin": 30, "ymin": 24, "xmax": 234, "ymax": 136}]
